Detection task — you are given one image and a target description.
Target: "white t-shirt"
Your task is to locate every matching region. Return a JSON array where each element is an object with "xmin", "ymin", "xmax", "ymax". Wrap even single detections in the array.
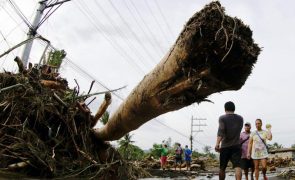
[{"xmin": 250, "ymin": 130, "xmax": 269, "ymax": 159}]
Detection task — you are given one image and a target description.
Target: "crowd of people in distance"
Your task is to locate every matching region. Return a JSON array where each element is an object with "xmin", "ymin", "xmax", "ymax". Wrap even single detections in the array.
[{"xmin": 158, "ymin": 143, "xmax": 192, "ymax": 171}]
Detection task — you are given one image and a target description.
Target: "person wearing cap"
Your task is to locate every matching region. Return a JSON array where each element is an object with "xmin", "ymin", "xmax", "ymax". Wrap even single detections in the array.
[
  {"xmin": 240, "ymin": 122, "xmax": 254, "ymax": 180},
  {"xmin": 215, "ymin": 101, "xmax": 243, "ymax": 180}
]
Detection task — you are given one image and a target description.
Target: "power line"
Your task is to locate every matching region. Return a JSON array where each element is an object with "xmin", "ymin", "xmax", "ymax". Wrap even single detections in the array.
[
  {"xmin": 92, "ymin": 0, "xmax": 153, "ymax": 69},
  {"xmin": 36, "ymin": 40, "xmax": 126, "ymax": 101},
  {"xmin": 7, "ymin": 0, "xmax": 33, "ymax": 29},
  {"xmin": 127, "ymin": 0, "xmax": 166, "ymax": 54},
  {"xmin": 154, "ymin": 118, "xmax": 207, "ymax": 147},
  {"xmin": 107, "ymin": 0, "xmax": 159, "ymax": 65},
  {"xmin": 152, "ymin": 0, "xmax": 175, "ymax": 40},
  {"xmin": 0, "ymin": 30, "xmax": 16, "ymax": 57},
  {"xmin": 36, "ymin": 0, "xmax": 65, "ymax": 29},
  {"xmin": 0, "ymin": 21, "xmax": 24, "ymax": 44},
  {"xmin": 74, "ymin": 1, "xmax": 145, "ymax": 75},
  {"xmin": 121, "ymin": 0, "xmax": 163, "ymax": 57},
  {"xmin": 143, "ymin": 0, "xmax": 171, "ymax": 44},
  {"xmin": 1, "ymin": 4, "xmax": 27, "ymax": 34}
]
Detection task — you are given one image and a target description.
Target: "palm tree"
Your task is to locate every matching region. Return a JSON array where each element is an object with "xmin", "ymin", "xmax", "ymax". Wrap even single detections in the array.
[
  {"xmin": 268, "ymin": 142, "xmax": 284, "ymax": 150},
  {"xmin": 203, "ymin": 146, "xmax": 212, "ymax": 154},
  {"xmin": 118, "ymin": 133, "xmax": 134, "ymax": 160}
]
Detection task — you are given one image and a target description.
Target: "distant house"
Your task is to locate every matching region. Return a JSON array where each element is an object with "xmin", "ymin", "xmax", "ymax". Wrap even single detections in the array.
[{"xmin": 268, "ymin": 148, "xmax": 295, "ymax": 159}]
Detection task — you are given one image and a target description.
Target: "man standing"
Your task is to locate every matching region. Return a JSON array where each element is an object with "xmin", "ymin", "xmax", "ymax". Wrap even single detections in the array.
[
  {"xmin": 184, "ymin": 145, "xmax": 192, "ymax": 171},
  {"xmin": 174, "ymin": 143, "xmax": 183, "ymax": 171},
  {"xmin": 215, "ymin": 101, "xmax": 243, "ymax": 180},
  {"xmin": 240, "ymin": 122, "xmax": 254, "ymax": 180}
]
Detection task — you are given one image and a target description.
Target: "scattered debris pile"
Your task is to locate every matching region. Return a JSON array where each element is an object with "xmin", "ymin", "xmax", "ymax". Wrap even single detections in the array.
[
  {"xmin": 278, "ymin": 168, "xmax": 295, "ymax": 179},
  {"xmin": 268, "ymin": 157, "xmax": 295, "ymax": 172},
  {"xmin": 0, "ymin": 58, "xmax": 149, "ymax": 179}
]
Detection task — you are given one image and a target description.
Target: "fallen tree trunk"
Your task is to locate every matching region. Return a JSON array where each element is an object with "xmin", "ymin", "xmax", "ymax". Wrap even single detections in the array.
[{"xmin": 94, "ymin": 1, "xmax": 261, "ymax": 141}]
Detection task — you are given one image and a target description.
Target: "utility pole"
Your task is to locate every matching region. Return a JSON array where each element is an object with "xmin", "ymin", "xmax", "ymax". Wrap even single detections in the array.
[
  {"xmin": 190, "ymin": 116, "xmax": 206, "ymax": 151},
  {"xmin": 21, "ymin": 0, "xmax": 71, "ymax": 67}
]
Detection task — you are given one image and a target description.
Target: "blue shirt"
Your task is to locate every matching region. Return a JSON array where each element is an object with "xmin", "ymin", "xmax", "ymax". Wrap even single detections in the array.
[{"xmin": 184, "ymin": 148, "xmax": 192, "ymax": 161}]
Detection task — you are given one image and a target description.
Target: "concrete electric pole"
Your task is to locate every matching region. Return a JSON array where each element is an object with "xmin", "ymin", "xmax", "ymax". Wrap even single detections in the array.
[
  {"xmin": 190, "ymin": 116, "xmax": 207, "ymax": 151},
  {"xmin": 21, "ymin": 0, "xmax": 71, "ymax": 66}
]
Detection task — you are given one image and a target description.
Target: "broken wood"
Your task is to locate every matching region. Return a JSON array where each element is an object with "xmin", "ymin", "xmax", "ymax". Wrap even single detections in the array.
[
  {"xmin": 94, "ymin": 1, "xmax": 261, "ymax": 141},
  {"xmin": 40, "ymin": 80, "xmax": 66, "ymax": 90},
  {"xmin": 92, "ymin": 92, "xmax": 112, "ymax": 127}
]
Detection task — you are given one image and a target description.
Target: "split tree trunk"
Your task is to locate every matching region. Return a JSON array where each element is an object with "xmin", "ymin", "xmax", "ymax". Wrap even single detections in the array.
[{"xmin": 94, "ymin": 1, "xmax": 261, "ymax": 141}]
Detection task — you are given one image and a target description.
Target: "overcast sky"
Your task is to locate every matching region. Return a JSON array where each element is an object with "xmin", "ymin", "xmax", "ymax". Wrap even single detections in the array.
[{"xmin": 1, "ymin": 0, "xmax": 295, "ymax": 152}]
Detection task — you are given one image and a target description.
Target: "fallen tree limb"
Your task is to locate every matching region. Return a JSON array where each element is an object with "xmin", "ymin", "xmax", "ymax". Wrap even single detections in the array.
[
  {"xmin": 0, "ymin": 84, "xmax": 25, "ymax": 93},
  {"xmin": 92, "ymin": 92, "xmax": 112, "ymax": 127},
  {"xmin": 74, "ymin": 86, "xmax": 125, "ymax": 100},
  {"xmin": 94, "ymin": 1, "xmax": 261, "ymax": 141}
]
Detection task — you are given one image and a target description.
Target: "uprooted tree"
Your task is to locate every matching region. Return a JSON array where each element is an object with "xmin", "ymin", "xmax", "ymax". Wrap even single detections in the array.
[
  {"xmin": 0, "ymin": 1, "xmax": 260, "ymax": 179},
  {"xmin": 94, "ymin": 1, "xmax": 261, "ymax": 141}
]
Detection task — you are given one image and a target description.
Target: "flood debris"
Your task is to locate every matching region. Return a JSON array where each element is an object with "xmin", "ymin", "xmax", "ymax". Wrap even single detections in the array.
[{"xmin": 0, "ymin": 57, "xmax": 149, "ymax": 179}]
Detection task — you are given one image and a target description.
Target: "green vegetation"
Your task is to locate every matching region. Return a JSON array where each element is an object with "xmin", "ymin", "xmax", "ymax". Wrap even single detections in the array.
[
  {"xmin": 268, "ymin": 142, "xmax": 284, "ymax": 150},
  {"xmin": 47, "ymin": 49, "xmax": 66, "ymax": 68},
  {"xmin": 100, "ymin": 111, "xmax": 109, "ymax": 125},
  {"xmin": 117, "ymin": 133, "xmax": 135, "ymax": 160}
]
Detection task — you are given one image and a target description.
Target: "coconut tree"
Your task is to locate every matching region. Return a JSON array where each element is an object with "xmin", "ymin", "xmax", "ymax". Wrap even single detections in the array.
[
  {"xmin": 94, "ymin": 1, "xmax": 261, "ymax": 141},
  {"xmin": 118, "ymin": 133, "xmax": 135, "ymax": 160}
]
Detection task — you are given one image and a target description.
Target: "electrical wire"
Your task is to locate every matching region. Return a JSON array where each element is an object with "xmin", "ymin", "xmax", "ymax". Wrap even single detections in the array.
[
  {"xmin": 107, "ymin": 0, "xmax": 159, "ymax": 64},
  {"xmin": 92, "ymin": 0, "xmax": 154, "ymax": 69},
  {"xmin": 74, "ymin": 1, "xmax": 145, "ymax": 75},
  {"xmin": 143, "ymin": 0, "xmax": 171, "ymax": 44},
  {"xmin": 36, "ymin": 1, "xmax": 62, "ymax": 29},
  {"xmin": 127, "ymin": 0, "xmax": 166, "ymax": 54},
  {"xmin": 122, "ymin": 0, "xmax": 163, "ymax": 57},
  {"xmin": 152, "ymin": 0, "xmax": 175, "ymax": 40},
  {"xmin": 7, "ymin": 0, "xmax": 33, "ymax": 29}
]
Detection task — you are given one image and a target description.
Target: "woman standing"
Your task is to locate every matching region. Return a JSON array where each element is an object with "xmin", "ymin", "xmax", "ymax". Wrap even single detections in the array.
[{"xmin": 247, "ymin": 119, "xmax": 272, "ymax": 180}]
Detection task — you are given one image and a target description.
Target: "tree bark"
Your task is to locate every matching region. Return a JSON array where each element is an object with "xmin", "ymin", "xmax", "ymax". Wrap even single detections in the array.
[{"xmin": 94, "ymin": 1, "xmax": 261, "ymax": 141}]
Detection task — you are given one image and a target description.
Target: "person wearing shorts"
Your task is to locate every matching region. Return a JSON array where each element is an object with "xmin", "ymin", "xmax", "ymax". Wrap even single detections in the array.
[
  {"xmin": 215, "ymin": 101, "xmax": 243, "ymax": 180},
  {"xmin": 240, "ymin": 122, "xmax": 254, "ymax": 180},
  {"xmin": 174, "ymin": 143, "xmax": 183, "ymax": 171},
  {"xmin": 159, "ymin": 144, "xmax": 168, "ymax": 170},
  {"xmin": 184, "ymin": 145, "xmax": 192, "ymax": 171}
]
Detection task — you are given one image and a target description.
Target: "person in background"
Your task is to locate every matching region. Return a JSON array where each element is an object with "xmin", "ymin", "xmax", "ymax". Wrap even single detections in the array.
[
  {"xmin": 247, "ymin": 119, "xmax": 272, "ymax": 180},
  {"xmin": 215, "ymin": 101, "xmax": 243, "ymax": 180},
  {"xmin": 174, "ymin": 143, "xmax": 183, "ymax": 171},
  {"xmin": 240, "ymin": 122, "xmax": 254, "ymax": 180},
  {"xmin": 184, "ymin": 145, "xmax": 192, "ymax": 171},
  {"xmin": 159, "ymin": 144, "xmax": 168, "ymax": 170}
]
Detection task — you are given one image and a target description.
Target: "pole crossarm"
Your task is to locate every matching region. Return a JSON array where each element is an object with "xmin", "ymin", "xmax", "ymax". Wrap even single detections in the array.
[
  {"xmin": 190, "ymin": 116, "xmax": 207, "ymax": 151},
  {"xmin": 45, "ymin": 0, "xmax": 71, "ymax": 9}
]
